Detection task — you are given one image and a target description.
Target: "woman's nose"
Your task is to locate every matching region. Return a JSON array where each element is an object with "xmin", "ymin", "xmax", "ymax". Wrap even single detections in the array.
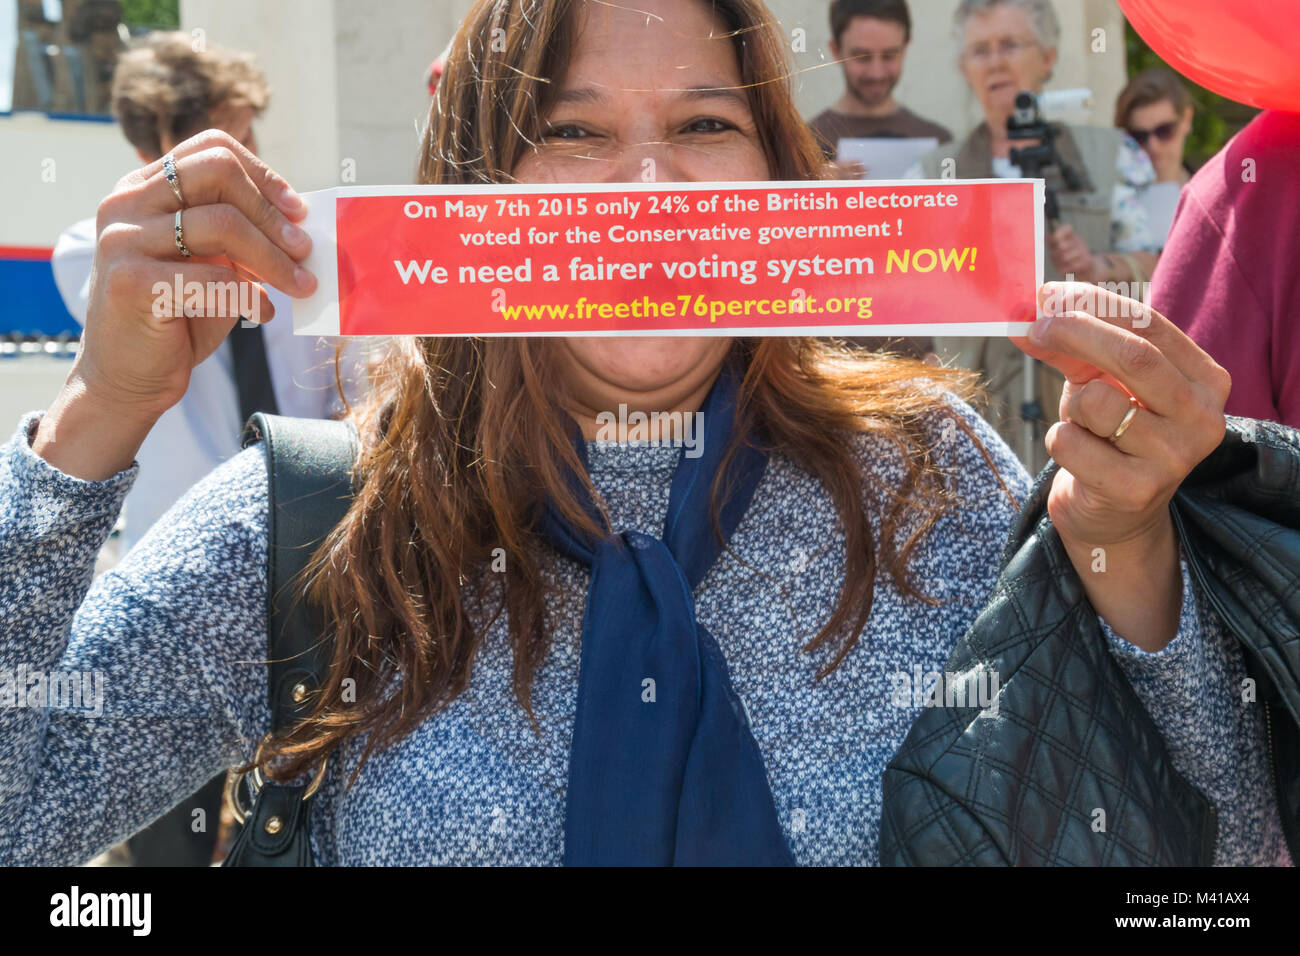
[{"xmin": 603, "ymin": 142, "xmax": 686, "ymax": 184}]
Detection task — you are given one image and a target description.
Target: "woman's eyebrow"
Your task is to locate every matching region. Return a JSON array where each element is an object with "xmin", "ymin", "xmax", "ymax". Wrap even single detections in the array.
[
  {"xmin": 679, "ymin": 86, "xmax": 751, "ymax": 110},
  {"xmin": 553, "ymin": 85, "xmax": 751, "ymax": 109},
  {"xmin": 554, "ymin": 87, "xmax": 605, "ymax": 106}
]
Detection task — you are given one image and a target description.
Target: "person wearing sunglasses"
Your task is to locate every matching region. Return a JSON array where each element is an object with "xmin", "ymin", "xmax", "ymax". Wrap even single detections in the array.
[
  {"xmin": 1116, "ymin": 68, "xmax": 1196, "ymax": 190},
  {"xmin": 1150, "ymin": 109, "xmax": 1300, "ymax": 430}
]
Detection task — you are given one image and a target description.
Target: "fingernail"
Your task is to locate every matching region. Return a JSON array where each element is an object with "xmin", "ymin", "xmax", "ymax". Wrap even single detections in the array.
[
  {"xmin": 294, "ymin": 266, "xmax": 316, "ymax": 293},
  {"xmin": 1029, "ymin": 315, "xmax": 1052, "ymax": 343},
  {"xmin": 283, "ymin": 222, "xmax": 309, "ymax": 246},
  {"xmin": 280, "ymin": 185, "xmax": 306, "ymax": 213}
]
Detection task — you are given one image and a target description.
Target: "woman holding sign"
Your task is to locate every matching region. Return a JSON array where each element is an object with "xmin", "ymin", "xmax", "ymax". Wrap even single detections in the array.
[{"xmin": 1, "ymin": 0, "xmax": 1292, "ymax": 867}]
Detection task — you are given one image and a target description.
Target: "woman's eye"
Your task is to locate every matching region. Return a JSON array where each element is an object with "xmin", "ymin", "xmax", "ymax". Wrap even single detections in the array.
[
  {"xmin": 684, "ymin": 118, "xmax": 733, "ymax": 134},
  {"xmin": 543, "ymin": 124, "xmax": 589, "ymax": 140}
]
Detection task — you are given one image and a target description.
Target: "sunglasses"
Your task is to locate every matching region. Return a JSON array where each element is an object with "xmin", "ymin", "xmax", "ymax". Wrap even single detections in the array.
[{"xmin": 1126, "ymin": 121, "xmax": 1180, "ymax": 146}]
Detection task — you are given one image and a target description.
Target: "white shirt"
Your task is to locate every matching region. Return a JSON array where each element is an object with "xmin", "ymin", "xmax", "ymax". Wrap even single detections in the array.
[
  {"xmin": 991, "ymin": 155, "xmax": 1022, "ymax": 179},
  {"xmin": 52, "ymin": 217, "xmax": 372, "ymax": 552}
]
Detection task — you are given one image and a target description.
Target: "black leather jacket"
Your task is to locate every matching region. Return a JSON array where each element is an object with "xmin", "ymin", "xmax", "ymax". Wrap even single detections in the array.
[{"xmin": 880, "ymin": 417, "xmax": 1300, "ymax": 865}]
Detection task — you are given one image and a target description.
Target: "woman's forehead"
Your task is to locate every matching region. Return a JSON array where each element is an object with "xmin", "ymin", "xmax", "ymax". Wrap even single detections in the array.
[
  {"xmin": 1130, "ymin": 100, "xmax": 1180, "ymax": 121},
  {"xmin": 963, "ymin": 4, "xmax": 1030, "ymax": 38},
  {"xmin": 561, "ymin": 0, "xmax": 742, "ymax": 90}
]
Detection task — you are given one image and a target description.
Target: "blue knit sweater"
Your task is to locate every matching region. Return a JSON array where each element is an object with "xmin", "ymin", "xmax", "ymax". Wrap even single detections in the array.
[{"xmin": 0, "ymin": 399, "xmax": 1289, "ymax": 866}]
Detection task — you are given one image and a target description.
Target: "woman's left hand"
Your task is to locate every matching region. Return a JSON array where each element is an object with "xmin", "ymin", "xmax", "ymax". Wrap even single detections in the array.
[{"xmin": 1011, "ymin": 282, "xmax": 1230, "ymax": 649}]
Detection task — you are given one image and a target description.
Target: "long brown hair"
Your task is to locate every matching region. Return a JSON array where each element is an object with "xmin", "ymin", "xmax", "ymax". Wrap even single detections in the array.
[{"xmin": 254, "ymin": 0, "xmax": 1012, "ymax": 785}]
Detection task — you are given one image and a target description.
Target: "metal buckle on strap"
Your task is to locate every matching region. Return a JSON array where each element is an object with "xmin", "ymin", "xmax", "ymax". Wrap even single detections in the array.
[{"xmin": 225, "ymin": 734, "xmax": 329, "ymax": 825}]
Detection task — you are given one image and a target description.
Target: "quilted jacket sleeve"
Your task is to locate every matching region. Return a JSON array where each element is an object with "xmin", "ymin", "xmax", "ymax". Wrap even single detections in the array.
[
  {"xmin": 880, "ymin": 415, "xmax": 1297, "ymax": 866},
  {"xmin": 875, "ymin": 772, "xmax": 1014, "ymax": 865},
  {"xmin": 879, "ymin": 457, "xmax": 1228, "ymax": 865}
]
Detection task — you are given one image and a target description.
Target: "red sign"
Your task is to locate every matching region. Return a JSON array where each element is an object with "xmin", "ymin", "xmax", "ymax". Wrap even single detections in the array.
[{"xmin": 294, "ymin": 180, "xmax": 1044, "ymax": 338}]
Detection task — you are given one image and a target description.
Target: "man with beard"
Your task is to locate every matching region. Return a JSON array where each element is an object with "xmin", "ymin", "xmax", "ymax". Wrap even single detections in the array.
[
  {"xmin": 809, "ymin": 1, "xmax": 949, "ymax": 360},
  {"xmin": 810, "ymin": 0, "xmax": 952, "ymax": 165}
]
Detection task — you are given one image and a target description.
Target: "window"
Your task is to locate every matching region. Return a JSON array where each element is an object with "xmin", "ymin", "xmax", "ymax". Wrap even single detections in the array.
[{"xmin": 4, "ymin": 0, "xmax": 178, "ymax": 117}]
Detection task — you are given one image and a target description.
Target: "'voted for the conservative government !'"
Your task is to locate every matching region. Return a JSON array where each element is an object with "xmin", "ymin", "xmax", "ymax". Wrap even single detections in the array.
[{"xmin": 293, "ymin": 179, "xmax": 1045, "ymax": 338}]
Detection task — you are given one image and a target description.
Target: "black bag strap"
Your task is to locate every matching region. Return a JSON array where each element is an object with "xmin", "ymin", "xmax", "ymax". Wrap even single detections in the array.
[
  {"xmin": 245, "ymin": 412, "xmax": 359, "ymax": 732},
  {"xmin": 222, "ymin": 412, "xmax": 359, "ymax": 866},
  {"xmin": 229, "ymin": 324, "xmax": 280, "ymax": 425}
]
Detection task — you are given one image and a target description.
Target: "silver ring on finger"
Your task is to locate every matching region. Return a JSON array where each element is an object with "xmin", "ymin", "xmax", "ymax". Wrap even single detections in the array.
[
  {"xmin": 174, "ymin": 209, "xmax": 193, "ymax": 258},
  {"xmin": 163, "ymin": 152, "xmax": 186, "ymax": 209},
  {"xmin": 1108, "ymin": 396, "xmax": 1140, "ymax": 444}
]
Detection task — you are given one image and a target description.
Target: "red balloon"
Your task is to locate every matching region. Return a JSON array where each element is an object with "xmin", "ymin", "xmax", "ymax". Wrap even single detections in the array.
[{"xmin": 1118, "ymin": 0, "xmax": 1300, "ymax": 112}]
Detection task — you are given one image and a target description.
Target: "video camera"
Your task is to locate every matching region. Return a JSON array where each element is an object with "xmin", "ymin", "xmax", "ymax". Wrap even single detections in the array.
[
  {"xmin": 1007, "ymin": 88, "xmax": 1093, "ymax": 224},
  {"xmin": 1005, "ymin": 88, "xmax": 1093, "ymax": 455}
]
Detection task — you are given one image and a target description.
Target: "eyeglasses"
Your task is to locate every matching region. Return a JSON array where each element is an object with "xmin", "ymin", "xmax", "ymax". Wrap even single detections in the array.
[
  {"xmin": 961, "ymin": 36, "xmax": 1040, "ymax": 64},
  {"xmin": 1126, "ymin": 121, "xmax": 1180, "ymax": 146}
]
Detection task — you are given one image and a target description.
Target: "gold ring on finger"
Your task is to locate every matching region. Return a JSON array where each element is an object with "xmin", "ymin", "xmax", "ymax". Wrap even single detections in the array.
[
  {"xmin": 1108, "ymin": 396, "xmax": 1140, "ymax": 444},
  {"xmin": 174, "ymin": 209, "xmax": 193, "ymax": 258},
  {"xmin": 163, "ymin": 152, "xmax": 186, "ymax": 209}
]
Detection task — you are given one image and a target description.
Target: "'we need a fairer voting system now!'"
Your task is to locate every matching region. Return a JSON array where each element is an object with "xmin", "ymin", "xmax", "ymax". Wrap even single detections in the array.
[{"xmin": 292, "ymin": 178, "xmax": 1045, "ymax": 339}]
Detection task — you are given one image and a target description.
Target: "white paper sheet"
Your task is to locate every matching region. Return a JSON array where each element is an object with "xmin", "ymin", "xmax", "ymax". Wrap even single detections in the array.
[
  {"xmin": 836, "ymin": 138, "xmax": 940, "ymax": 181},
  {"xmin": 1141, "ymin": 182, "xmax": 1184, "ymax": 246}
]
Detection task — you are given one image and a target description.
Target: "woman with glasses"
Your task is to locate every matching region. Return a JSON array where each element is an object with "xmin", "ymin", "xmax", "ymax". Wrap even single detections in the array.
[
  {"xmin": 921, "ymin": 0, "xmax": 1163, "ymax": 476},
  {"xmin": 1116, "ymin": 68, "xmax": 1196, "ymax": 190},
  {"xmin": 1151, "ymin": 109, "xmax": 1300, "ymax": 430},
  {"xmin": 1114, "ymin": 67, "xmax": 1196, "ymax": 246}
]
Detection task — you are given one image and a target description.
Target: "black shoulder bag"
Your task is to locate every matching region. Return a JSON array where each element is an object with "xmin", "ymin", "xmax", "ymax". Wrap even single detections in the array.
[{"xmin": 222, "ymin": 413, "xmax": 359, "ymax": 866}]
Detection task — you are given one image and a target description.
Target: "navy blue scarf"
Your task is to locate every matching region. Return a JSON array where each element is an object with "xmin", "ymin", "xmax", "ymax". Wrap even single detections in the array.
[{"xmin": 539, "ymin": 365, "xmax": 794, "ymax": 866}]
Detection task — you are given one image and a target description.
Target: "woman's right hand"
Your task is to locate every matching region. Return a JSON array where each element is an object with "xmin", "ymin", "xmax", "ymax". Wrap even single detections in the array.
[{"xmin": 33, "ymin": 130, "xmax": 317, "ymax": 480}]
